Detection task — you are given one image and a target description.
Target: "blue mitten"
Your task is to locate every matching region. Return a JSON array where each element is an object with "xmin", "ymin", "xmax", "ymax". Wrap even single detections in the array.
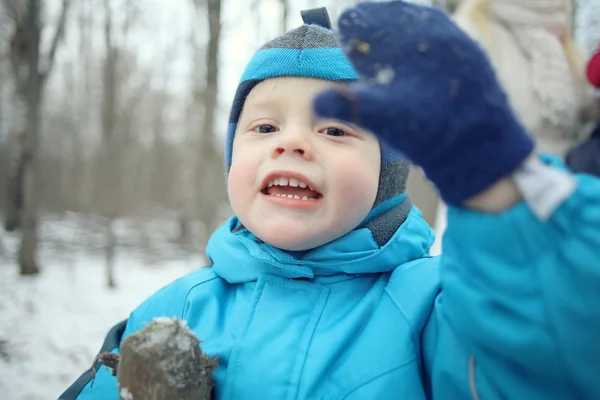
[{"xmin": 314, "ymin": 1, "xmax": 535, "ymax": 205}]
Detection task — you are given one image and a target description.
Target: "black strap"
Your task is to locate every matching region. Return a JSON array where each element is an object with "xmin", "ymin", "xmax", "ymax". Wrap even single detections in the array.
[
  {"xmin": 301, "ymin": 7, "xmax": 331, "ymax": 29},
  {"xmin": 58, "ymin": 319, "xmax": 128, "ymax": 399}
]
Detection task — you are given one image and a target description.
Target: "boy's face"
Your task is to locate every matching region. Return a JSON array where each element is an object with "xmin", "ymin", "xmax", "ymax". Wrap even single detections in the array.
[{"xmin": 228, "ymin": 77, "xmax": 380, "ymax": 251}]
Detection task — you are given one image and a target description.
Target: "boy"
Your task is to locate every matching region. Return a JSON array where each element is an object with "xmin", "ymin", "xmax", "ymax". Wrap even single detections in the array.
[{"xmin": 62, "ymin": 2, "xmax": 600, "ymax": 399}]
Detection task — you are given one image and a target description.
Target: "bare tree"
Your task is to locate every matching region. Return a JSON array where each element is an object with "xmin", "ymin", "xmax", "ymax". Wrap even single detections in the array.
[
  {"xmin": 179, "ymin": 1, "xmax": 204, "ymax": 247},
  {"xmin": 98, "ymin": 0, "xmax": 152, "ymax": 288},
  {"xmin": 198, "ymin": 0, "xmax": 227, "ymax": 240},
  {"xmin": 280, "ymin": 0, "xmax": 289, "ymax": 33},
  {"xmin": 74, "ymin": 0, "xmax": 95, "ymax": 212},
  {"xmin": 4, "ymin": 0, "xmax": 70, "ymax": 275},
  {"xmin": 100, "ymin": 1, "xmax": 118, "ymax": 288},
  {"xmin": 184, "ymin": 0, "xmax": 227, "ymax": 248}
]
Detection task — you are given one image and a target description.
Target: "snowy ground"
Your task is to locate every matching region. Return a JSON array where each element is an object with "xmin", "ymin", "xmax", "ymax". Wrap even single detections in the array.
[{"xmin": 0, "ymin": 213, "xmax": 206, "ymax": 400}]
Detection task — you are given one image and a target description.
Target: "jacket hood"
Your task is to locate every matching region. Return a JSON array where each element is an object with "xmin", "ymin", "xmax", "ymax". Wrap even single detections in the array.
[{"xmin": 207, "ymin": 205, "xmax": 435, "ymax": 284}]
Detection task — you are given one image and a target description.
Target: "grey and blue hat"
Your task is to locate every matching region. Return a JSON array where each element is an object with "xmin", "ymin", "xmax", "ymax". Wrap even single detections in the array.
[{"xmin": 225, "ymin": 8, "xmax": 412, "ymax": 247}]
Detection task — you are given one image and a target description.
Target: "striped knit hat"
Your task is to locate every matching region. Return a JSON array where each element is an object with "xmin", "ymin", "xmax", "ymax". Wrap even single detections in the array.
[{"xmin": 225, "ymin": 8, "xmax": 412, "ymax": 247}]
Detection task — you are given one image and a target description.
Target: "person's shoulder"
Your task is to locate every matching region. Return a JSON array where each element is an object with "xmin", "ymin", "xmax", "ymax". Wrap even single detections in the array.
[
  {"xmin": 385, "ymin": 256, "xmax": 441, "ymax": 332},
  {"xmin": 388, "ymin": 256, "xmax": 441, "ymax": 286},
  {"xmin": 156, "ymin": 266, "xmax": 223, "ymax": 302},
  {"xmin": 387, "ymin": 256, "xmax": 441, "ymax": 301},
  {"xmin": 129, "ymin": 267, "xmax": 222, "ymax": 323},
  {"xmin": 169, "ymin": 266, "xmax": 220, "ymax": 293}
]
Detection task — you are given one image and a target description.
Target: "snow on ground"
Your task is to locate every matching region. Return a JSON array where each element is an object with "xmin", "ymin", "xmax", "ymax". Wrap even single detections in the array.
[{"xmin": 0, "ymin": 213, "xmax": 206, "ymax": 400}]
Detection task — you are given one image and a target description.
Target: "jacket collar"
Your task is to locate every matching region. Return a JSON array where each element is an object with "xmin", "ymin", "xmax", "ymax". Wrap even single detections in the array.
[{"xmin": 207, "ymin": 205, "xmax": 434, "ymax": 284}]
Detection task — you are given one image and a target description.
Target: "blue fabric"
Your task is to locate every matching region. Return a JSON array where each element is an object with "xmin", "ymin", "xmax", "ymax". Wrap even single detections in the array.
[
  {"xmin": 225, "ymin": 122, "xmax": 236, "ymax": 166},
  {"xmin": 380, "ymin": 140, "xmax": 406, "ymax": 164},
  {"xmin": 74, "ymin": 206, "xmax": 436, "ymax": 399},
  {"xmin": 240, "ymin": 47, "xmax": 358, "ymax": 83},
  {"xmin": 566, "ymin": 123, "xmax": 600, "ymax": 177},
  {"xmin": 225, "ymin": 46, "xmax": 358, "ymax": 169},
  {"xmin": 313, "ymin": 1, "xmax": 535, "ymax": 205},
  {"xmin": 425, "ymin": 172, "xmax": 600, "ymax": 399},
  {"xmin": 360, "ymin": 192, "xmax": 407, "ymax": 226},
  {"xmin": 72, "ymin": 165, "xmax": 600, "ymax": 399}
]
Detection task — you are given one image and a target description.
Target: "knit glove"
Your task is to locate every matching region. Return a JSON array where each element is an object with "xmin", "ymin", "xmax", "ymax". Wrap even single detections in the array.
[{"xmin": 314, "ymin": 1, "xmax": 535, "ymax": 205}]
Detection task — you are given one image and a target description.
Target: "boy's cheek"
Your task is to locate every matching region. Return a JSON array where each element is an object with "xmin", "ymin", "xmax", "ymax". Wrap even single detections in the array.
[
  {"xmin": 228, "ymin": 156, "xmax": 260, "ymax": 203},
  {"xmin": 336, "ymin": 169, "xmax": 379, "ymax": 205}
]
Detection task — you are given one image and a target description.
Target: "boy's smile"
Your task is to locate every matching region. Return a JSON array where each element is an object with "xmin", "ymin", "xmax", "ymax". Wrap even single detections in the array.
[
  {"xmin": 227, "ymin": 77, "xmax": 381, "ymax": 251},
  {"xmin": 260, "ymin": 171, "xmax": 323, "ymax": 209}
]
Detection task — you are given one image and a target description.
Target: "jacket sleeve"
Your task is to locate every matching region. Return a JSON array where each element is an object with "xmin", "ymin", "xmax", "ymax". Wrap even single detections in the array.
[
  {"xmin": 58, "ymin": 268, "xmax": 215, "ymax": 400},
  {"xmin": 422, "ymin": 167, "xmax": 600, "ymax": 399}
]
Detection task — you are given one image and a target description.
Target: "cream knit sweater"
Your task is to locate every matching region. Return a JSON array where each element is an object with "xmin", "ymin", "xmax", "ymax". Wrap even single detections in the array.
[{"xmin": 454, "ymin": 0, "xmax": 594, "ymax": 157}]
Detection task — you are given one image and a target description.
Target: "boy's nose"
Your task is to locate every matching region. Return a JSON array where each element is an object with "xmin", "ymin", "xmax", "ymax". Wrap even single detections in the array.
[
  {"xmin": 273, "ymin": 147, "xmax": 305, "ymax": 156},
  {"xmin": 271, "ymin": 129, "xmax": 314, "ymax": 159}
]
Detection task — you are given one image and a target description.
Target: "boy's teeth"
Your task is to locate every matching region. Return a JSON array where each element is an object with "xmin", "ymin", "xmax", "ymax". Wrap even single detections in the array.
[
  {"xmin": 271, "ymin": 193, "xmax": 316, "ymax": 200},
  {"xmin": 267, "ymin": 177, "xmax": 311, "ymax": 188}
]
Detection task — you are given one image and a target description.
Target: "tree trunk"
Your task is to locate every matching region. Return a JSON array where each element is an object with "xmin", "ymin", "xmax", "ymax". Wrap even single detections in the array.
[
  {"xmin": 180, "ymin": 5, "xmax": 202, "ymax": 247},
  {"xmin": 203, "ymin": 0, "xmax": 220, "ymax": 164},
  {"xmin": 6, "ymin": 0, "xmax": 70, "ymax": 275},
  {"xmin": 5, "ymin": 2, "xmax": 32, "ymax": 233},
  {"xmin": 18, "ymin": 78, "xmax": 42, "ymax": 275},
  {"xmin": 16, "ymin": 0, "xmax": 43, "ymax": 275},
  {"xmin": 4, "ymin": 90, "xmax": 26, "ymax": 232},
  {"xmin": 105, "ymin": 219, "xmax": 116, "ymax": 289},
  {"xmin": 76, "ymin": 0, "xmax": 94, "ymax": 211},
  {"xmin": 198, "ymin": 0, "xmax": 226, "ymax": 239},
  {"xmin": 101, "ymin": 2, "xmax": 118, "ymax": 288},
  {"xmin": 280, "ymin": 0, "xmax": 289, "ymax": 33}
]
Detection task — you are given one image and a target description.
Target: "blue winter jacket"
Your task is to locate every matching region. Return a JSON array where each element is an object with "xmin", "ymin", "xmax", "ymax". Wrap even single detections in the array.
[{"xmin": 61, "ymin": 170, "xmax": 600, "ymax": 399}]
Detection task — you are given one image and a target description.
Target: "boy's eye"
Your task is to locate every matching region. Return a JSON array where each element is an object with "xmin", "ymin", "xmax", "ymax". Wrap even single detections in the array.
[
  {"xmin": 256, "ymin": 124, "xmax": 277, "ymax": 134},
  {"xmin": 321, "ymin": 127, "xmax": 346, "ymax": 137}
]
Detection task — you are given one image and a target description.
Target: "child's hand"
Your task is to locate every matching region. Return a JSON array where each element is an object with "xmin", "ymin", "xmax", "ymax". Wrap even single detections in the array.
[{"xmin": 314, "ymin": 1, "xmax": 535, "ymax": 205}]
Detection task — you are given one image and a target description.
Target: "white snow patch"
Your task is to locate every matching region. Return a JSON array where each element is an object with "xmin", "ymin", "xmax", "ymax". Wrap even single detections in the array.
[
  {"xmin": 137, "ymin": 317, "xmax": 196, "ymax": 353},
  {"xmin": 0, "ymin": 214, "xmax": 206, "ymax": 400},
  {"xmin": 153, "ymin": 316, "xmax": 188, "ymax": 330},
  {"xmin": 120, "ymin": 387, "xmax": 134, "ymax": 400}
]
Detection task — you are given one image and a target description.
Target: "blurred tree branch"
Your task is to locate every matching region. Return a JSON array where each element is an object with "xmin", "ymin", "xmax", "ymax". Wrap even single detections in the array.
[
  {"xmin": 4, "ymin": 0, "xmax": 70, "ymax": 276},
  {"xmin": 280, "ymin": 0, "xmax": 289, "ymax": 33},
  {"xmin": 41, "ymin": 0, "xmax": 69, "ymax": 85}
]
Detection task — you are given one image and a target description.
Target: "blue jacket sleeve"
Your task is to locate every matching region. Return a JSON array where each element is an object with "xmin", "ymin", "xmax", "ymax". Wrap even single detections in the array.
[
  {"xmin": 61, "ymin": 267, "xmax": 216, "ymax": 400},
  {"xmin": 423, "ymin": 172, "xmax": 600, "ymax": 399}
]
